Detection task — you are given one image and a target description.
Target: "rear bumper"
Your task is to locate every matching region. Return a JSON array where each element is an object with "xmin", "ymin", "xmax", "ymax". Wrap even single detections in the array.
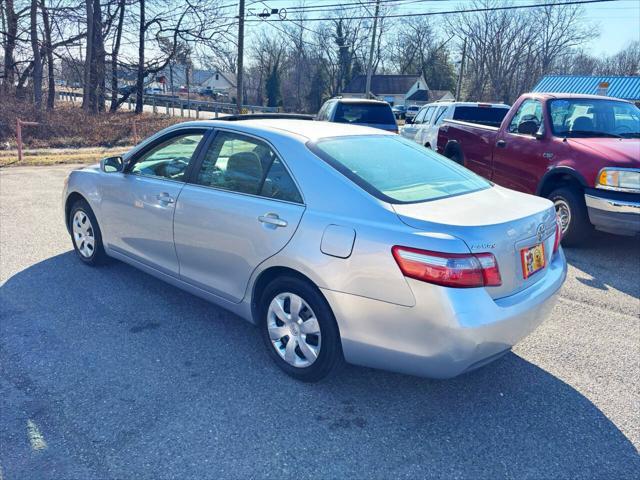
[
  {"xmin": 585, "ymin": 189, "xmax": 640, "ymax": 235},
  {"xmin": 322, "ymin": 249, "xmax": 567, "ymax": 379}
]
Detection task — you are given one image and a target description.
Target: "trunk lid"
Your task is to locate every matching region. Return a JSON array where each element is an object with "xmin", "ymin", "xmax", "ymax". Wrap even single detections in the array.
[{"xmin": 393, "ymin": 185, "xmax": 558, "ymax": 299}]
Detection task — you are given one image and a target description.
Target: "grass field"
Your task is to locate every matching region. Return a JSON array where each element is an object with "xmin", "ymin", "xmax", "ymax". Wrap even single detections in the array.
[{"xmin": 0, "ymin": 146, "xmax": 131, "ymax": 167}]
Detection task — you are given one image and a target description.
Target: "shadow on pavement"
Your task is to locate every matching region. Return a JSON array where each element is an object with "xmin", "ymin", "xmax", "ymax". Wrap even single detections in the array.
[
  {"xmin": 563, "ymin": 230, "xmax": 640, "ymax": 298},
  {"xmin": 1, "ymin": 251, "xmax": 638, "ymax": 479}
]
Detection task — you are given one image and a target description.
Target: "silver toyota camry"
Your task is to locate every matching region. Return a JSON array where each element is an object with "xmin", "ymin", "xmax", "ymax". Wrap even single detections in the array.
[{"xmin": 63, "ymin": 118, "xmax": 567, "ymax": 381}]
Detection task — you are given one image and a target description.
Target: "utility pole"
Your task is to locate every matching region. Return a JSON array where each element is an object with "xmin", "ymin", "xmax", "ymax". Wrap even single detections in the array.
[
  {"xmin": 365, "ymin": 0, "xmax": 380, "ymax": 99},
  {"xmin": 455, "ymin": 38, "xmax": 467, "ymax": 101},
  {"xmin": 236, "ymin": 0, "xmax": 245, "ymax": 113}
]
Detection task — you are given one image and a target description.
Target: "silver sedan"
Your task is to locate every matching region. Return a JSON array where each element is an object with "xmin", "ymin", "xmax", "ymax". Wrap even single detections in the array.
[{"xmin": 63, "ymin": 119, "xmax": 567, "ymax": 381}]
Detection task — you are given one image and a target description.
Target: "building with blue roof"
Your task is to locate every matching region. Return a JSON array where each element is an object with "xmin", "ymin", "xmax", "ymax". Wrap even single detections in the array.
[{"xmin": 532, "ymin": 75, "xmax": 640, "ymax": 104}]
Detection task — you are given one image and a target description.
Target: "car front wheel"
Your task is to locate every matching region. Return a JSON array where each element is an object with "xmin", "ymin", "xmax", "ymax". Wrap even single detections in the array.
[
  {"xmin": 259, "ymin": 276, "xmax": 343, "ymax": 382},
  {"xmin": 69, "ymin": 199, "xmax": 108, "ymax": 265}
]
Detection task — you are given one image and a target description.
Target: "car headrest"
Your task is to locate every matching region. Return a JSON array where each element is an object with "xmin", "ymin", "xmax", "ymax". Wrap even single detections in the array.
[
  {"xmin": 226, "ymin": 151, "xmax": 263, "ymax": 180},
  {"xmin": 572, "ymin": 116, "xmax": 594, "ymax": 132}
]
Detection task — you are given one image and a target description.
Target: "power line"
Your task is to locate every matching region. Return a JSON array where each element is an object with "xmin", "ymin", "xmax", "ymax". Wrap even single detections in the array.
[
  {"xmin": 272, "ymin": 0, "xmax": 422, "ymax": 11},
  {"xmin": 246, "ymin": 0, "xmax": 621, "ymax": 22}
]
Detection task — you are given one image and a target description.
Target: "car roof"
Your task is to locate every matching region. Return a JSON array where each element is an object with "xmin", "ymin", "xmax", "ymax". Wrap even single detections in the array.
[
  {"xmin": 174, "ymin": 119, "xmax": 393, "ymax": 142},
  {"xmin": 419, "ymin": 101, "xmax": 509, "ymax": 108},
  {"xmin": 525, "ymin": 92, "xmax": 633, "ymax": 103},
  {"xmin": 331, "ymin": 98, "xmax": 390, "ymax": 105}
]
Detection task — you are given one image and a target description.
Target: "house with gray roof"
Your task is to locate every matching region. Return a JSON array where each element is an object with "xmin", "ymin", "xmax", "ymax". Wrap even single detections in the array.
[{"xmin": 342, "ymin": 74, "xmax": 452, "ymax": 106}]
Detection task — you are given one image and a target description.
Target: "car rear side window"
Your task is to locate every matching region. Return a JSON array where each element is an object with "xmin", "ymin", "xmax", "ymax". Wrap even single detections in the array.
[
  {"xmin": 334, "ymin": 103, "xmax": 396, "ymax": 125},
  {"xmin": 453, "ymin": 106, "xmax": 509, "ymax": 127},
  {"xmin": 309, "ymin": 135, "xmax": 490, "ymax": 204},
  {"xmin": 194, "ymin": 131, "xmax": 302, "ymax": 203}
]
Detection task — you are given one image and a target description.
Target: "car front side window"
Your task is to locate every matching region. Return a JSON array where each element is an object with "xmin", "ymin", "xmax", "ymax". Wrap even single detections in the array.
[
  {"xmin": 414, "ymin": 108, "xmax": 428, "ymax": 124},
  {"xmin": 508, "ymin": 99, "xmax": 543, "ymax": 134},
  {"xmin": 129, "ymin": 132, "xmax": 205, "ymax": 181},
  {"xmin": 195, "ymin": 131, "xmax": 302, "ymax": 202}
]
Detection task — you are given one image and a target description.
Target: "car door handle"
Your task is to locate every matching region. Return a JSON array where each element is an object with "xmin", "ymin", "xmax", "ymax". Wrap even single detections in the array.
[
  {"xmin": 258, "ymin": 213, "xmax": 288, "ymax": 228},
  {"xmin": 156, "ymin": 193, "xmax": 175, "ymax": 204},
  {"xmin": 496, "ymin": 140, "xmax": 507, "ymax": 148}
]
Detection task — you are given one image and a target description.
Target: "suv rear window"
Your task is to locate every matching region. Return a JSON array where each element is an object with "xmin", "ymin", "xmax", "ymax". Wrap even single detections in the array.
[
  {"xmin": 453, "ymin": 106, "xmax": 509, "ymax": 127},
  {"xmin": 334, "ymin": 103, "xmax": 396, "ymax": 125},
  {"xmin": 308, "ymin": 135, "xmax": 489, "ymax": 204}
]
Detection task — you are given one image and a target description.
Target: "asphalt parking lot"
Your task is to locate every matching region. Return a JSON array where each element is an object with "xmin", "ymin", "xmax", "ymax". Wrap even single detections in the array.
[{"xmin": 1, "ymin": 164, "xmax": 639, "ymax": 479}]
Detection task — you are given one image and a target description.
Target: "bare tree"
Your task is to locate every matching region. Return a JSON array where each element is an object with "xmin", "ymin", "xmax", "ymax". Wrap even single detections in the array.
[
  {"xmin": 41, "ymin": 0, "xmax": 56, "ymax": 110},
  {"xmin": 30, "ymin": 0, "xmax": 43, "ymax": 112},
  {"xmin": 449, "ymin": 0, "xmax": 591, "ymax": 103},
  {"xmin": 2, "ymin": 0, "xmax": 23, "ymax": 93},
  {"xmin": 109, "ymin": 0, "xmax": 125, "ymax": 112}
]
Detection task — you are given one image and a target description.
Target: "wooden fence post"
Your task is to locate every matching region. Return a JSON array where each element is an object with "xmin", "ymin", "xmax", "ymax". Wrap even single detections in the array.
[
  {"xmin": 16, "ymin": 120, "xmax": 23, "ymax": 163},
  {"xmin": 15, "ymin": 119, "xmax": 39, "ymax": 163}
]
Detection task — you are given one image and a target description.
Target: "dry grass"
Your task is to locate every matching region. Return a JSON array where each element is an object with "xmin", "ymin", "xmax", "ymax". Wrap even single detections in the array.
[
  {"xmin": 0, "ymin": 96, "xmax": 186, "ymax": 150},
  {"xmin": 0, "ymin": 146, "xmax": 132, "ymax": 167}
]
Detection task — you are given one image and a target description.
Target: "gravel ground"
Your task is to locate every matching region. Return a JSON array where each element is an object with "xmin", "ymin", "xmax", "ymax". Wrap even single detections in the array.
[{"xmin": 1, "ymin": 164, "xmax": 639, "ymax": 480}]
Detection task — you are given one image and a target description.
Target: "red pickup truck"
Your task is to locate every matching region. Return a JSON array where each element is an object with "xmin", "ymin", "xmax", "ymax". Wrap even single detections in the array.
[{"xmin": 437, "ymin": 93, "xmax": 640, "ymax": 245}]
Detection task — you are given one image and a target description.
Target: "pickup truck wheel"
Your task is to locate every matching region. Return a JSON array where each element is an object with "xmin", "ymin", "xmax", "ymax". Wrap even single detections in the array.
[
  {"xmin": 548, "ymin": 187, "xmax": 591, "ymax": 246},
  {"xmin": 444, "ymin": 146, "xmax": 464, "ymax": 166}
]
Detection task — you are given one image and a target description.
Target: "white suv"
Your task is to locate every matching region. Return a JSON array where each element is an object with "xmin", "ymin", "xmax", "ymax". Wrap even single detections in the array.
[{"xmin": 401, "ymin": 101, "xmax": 510, "ymax": 150}]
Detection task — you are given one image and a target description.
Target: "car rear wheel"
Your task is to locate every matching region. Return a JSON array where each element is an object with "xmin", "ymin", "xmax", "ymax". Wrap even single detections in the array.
[
  {"xmin": 549, "ymin": 187, "xmax": 592, "ymax": 246},
  {"xmin": 259, "ymin": 275, "xmax": 343, "ymax": 382},
  {"xmin": 69, "ymin": 199, "xmax": 108, "ymax": 265}
]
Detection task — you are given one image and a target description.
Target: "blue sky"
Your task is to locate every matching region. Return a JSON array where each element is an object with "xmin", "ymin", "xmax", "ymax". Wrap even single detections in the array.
[
  {"xmin": 581, "ymin": 0, "xmax": 640, "ymax": 55},
  {"xmin": 259, "ymin": 0, "xmax": 640, "ymax": 57}
]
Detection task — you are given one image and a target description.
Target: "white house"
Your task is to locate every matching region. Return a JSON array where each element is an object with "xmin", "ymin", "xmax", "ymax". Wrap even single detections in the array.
[{"xmin": 200, "ymin": 70, "xmax": 237, "ymax": 94}]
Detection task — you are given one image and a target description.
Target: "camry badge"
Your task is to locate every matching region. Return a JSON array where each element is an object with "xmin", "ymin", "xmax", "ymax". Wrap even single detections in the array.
[{"xmin": 536, "ymin": 224, "xmax": 546, "ymax": 243}]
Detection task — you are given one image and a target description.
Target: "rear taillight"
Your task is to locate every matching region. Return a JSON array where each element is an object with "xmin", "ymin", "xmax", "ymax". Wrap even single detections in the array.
[
  {"xmin": 553, "ymin": 217, "xmax": 562, "ymax": 255},
  {"xmin": 392, "ymin": 246, "xmax": 502, "ymax": 288}
]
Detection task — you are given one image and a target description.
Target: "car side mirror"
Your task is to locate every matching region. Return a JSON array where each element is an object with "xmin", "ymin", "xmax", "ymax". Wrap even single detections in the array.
[
  {"xmin": 100, "ymin": 155, "xmax": 124, "ymax": 173},
  {"xmin": 405, "ymin": 118, "xmax": 413, "ymax": 125},
  {"xmin": 517, "ymin": 120, "xmax": 539, "ymax": 136}
]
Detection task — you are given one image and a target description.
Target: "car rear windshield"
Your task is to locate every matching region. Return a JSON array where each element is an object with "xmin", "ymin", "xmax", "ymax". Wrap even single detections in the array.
[
  {"xmin": 334, "ymin": 103, "xmax": 396, "ymax": 125},
  {"xmin": 453, "ymin": 106, "xmax": 509, "ymax": 127},
  {"xmin": 308, "ymin": 135, "xmax": 490, "ymax": 204}
]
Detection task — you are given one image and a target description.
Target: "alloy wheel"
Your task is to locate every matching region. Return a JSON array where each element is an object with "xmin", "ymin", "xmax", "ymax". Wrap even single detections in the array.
[
  {"xmin": 554, "ymin": 198, "xmax": 571, "ymax": 235},
  {"xmin": 72, "ymin": 210, "xmax": 95, "ymax": 258},
  {"xmin": 267, "ymin": 292, "xmax": 321, "ymax": 368}
]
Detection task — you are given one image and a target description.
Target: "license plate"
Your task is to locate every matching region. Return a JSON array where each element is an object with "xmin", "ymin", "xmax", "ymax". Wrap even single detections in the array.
[{"xmin": 521, "ymin": 243, "xmax": 546, "ymax": 279}]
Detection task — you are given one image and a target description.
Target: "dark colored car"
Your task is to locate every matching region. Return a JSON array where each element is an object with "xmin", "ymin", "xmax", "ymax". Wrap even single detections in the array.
[
  {"xmin": 437, "ymin": 93, "xmax": 640, "ymax": 245},
  {"xmin": 316, "ymin": 98, "xmax": 398, "ymax": 133},
  {"xmin": 392, "ymin": 105, "xmax": 407, "ymax": 119}
]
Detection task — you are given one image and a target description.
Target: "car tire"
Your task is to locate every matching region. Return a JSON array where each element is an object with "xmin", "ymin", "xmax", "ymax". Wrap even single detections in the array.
[
  {"xmin": 259, "ymin": 275, "xmax": 344, "ymax": 382},
  {"xmin": 548, "ymin": 187, "xmax": 592, "ymax": 246},
  {"xmin": 69, "ymin": 199, "xmax": 109, "ymax": 265},
  {"xmin": 444, "ymin": 144, "xmax": 464, "ymax": 165}
]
